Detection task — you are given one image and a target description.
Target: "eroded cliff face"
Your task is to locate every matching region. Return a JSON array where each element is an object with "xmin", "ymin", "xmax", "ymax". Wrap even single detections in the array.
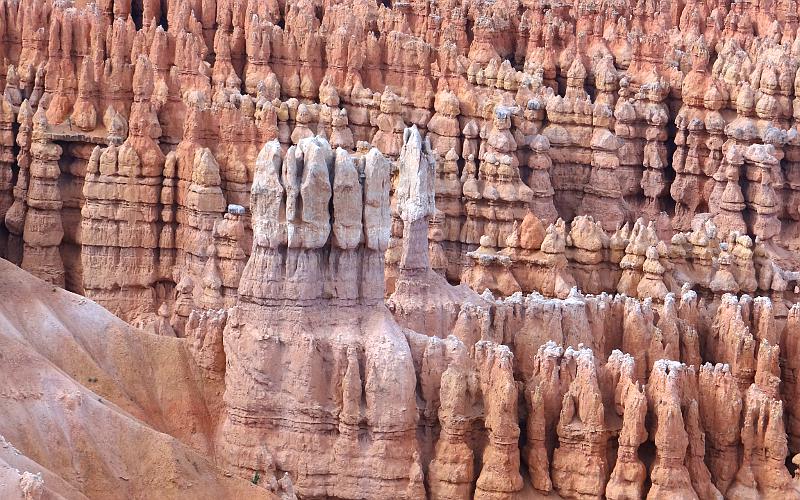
[
  {"xmin": 0, "ymin": 0, "xmax": 798, "ymax": 315},
  {"xmin": 5, "ymin": 0, "xmax": 800, "ymax": 498}
]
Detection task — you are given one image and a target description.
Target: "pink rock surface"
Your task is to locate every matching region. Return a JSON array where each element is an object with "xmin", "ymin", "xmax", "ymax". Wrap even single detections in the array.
[{"xmin": 2, "ymin": 0, "xmax": 800, "ymax": 498}]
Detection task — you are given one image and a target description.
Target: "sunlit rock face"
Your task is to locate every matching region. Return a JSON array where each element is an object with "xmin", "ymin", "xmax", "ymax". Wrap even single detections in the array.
[{"xmin": 5, "ymin": 0, "xmax": 800, "ymax": 498}]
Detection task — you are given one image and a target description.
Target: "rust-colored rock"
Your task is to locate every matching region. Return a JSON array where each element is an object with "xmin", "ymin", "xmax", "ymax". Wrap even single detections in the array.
[{"xmin": 2, "ymin": 1, "xmax": 800, "ymax": 499}]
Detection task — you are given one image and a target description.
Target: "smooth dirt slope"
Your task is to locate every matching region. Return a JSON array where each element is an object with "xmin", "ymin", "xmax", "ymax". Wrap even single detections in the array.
[{"xmin": 0, "ymin": 258, "xmax": 270, "ymax": 499}]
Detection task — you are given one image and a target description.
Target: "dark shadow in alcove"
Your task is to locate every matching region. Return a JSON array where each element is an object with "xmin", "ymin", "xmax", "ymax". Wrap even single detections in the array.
[
  {"xmin": 131, "ymin": 0, "xmax": 144, "ymax": 30},
  {"xmin": 159, "ymin": 0, "xmax": 169, "ymax": 30}
]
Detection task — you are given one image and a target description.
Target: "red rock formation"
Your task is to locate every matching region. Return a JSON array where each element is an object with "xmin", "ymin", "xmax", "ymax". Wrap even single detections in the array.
[
  {"xmin": 222, "ymin": 137, "xmax": 421, "ymax": 498},
  {"xmin": 474, "ymin": 341, "xmax": 523, "ymax": 499},
  {"xmin": 646, "ymin": 360, "xmax": 721, "ymax": 500},
  {"xmin": 606, "ymin": 350, "xmax": 648, "ymax": 500},
  {"xmin": 699, "ymin": 362, "xmax": 743, "ymax": 495},
  {"xmin": 21, "ymin": 108, "xmax": 64, "ymax": 285},
  {"xmin": 1, "ymin": 1, "xmax": 800, "ymax": 498},
  {"xmin": 551, "ymin": 347, "xmax": 609, "ymax": 499},
  {"xmin": 3, "ymin": 100, "xmax": 31, "ymax": 264},
  {"xmin": 428, "ymin": 336, "xmax": 479, "ymax": 500}
]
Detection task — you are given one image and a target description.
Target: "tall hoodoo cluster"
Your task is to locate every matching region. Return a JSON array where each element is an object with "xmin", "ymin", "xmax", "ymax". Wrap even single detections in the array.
[
  {"xmin": 238, "ymin": 136, "xmax": 390, "ymax": 305},
  {"xmin": 220, "ymin": 136, "xmax": 423, "ymax": 498}
]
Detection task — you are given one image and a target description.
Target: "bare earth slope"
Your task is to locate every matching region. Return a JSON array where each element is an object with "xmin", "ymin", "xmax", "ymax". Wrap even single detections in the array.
[{"xmin": 0, "ymin": 257, "xmax": 268, "ymax": 499}]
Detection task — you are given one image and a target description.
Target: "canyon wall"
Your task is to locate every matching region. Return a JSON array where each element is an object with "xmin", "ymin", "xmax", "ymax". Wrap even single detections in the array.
[
  {"xmin": 3, "ymin": 0, "xmax": 800, "ymax": 499},
  {"xmin": 1, "ymin": 0, "xmax": 800, "ymax": 315}
]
